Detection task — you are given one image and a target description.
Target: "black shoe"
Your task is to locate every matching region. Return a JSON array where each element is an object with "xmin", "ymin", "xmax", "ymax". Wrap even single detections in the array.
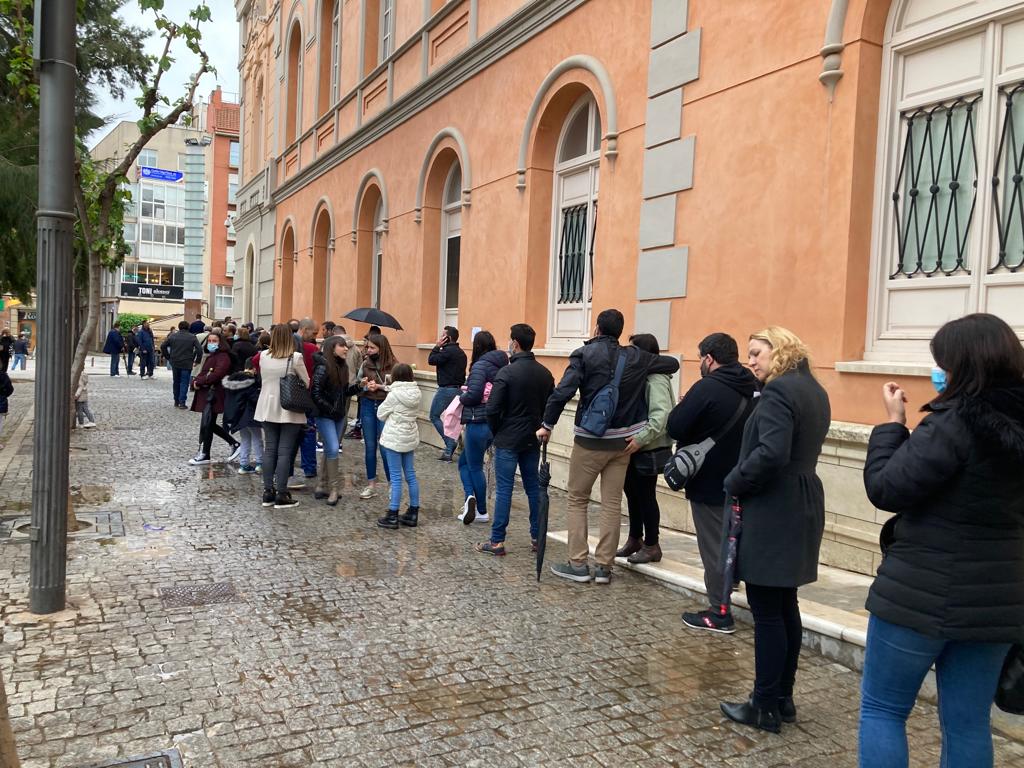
[
  {"xmin": 779, "ymin": 697, "xmax": 796, "ymax": 724},
  {"xmin": 682, "ymin": 609, "xmax": 736, "ymax": 634},
  {"xmin": 261, "ymin": 489, "xmax": 276, "ymax": 507},
  {"xmin": 345, "ymin": 427, "xmax": 362, "ymax": 440},
  {"xmin": 720, "ymin": 697, "xmax": 782, "ymax": 734},
  {"xmin": 377, "ymin": 509, "xmax": 399, "ymax": 529},
  {"xmin": 399, "ymin": 506, "xmax": 419, "ymax": 527},
  {"xmin": 273, "ymin": 492, "xmax": 299, "ymax": 509}
]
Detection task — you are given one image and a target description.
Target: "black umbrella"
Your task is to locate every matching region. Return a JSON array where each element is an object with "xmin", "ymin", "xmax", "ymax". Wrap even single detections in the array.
[
  {"xmin": 535, "ymin": 442, "xmax": 551, "ymax": 581},
  {"xmin": 719, "ymin": 496, "xmax": 743, "ymax": 615},
  {"xmin": 343, "ymin": 307, "xmax": 403, "ymax": 330}
]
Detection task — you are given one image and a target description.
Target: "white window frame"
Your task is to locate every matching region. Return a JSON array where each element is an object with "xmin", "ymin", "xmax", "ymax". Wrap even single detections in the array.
[
  {"xmin": 866, "ymin": 0, "xmax": 1024, "ymax": 362},
  {"xmin": 548, "ymin": 95, "xmax": 601, "ymax": 346},
  {"xmin": 138, "ymin": 149, "xmax": 158, "ymax": 168},
  {"xmin": 215, "ymin": 284, "xmax": 234, "ymax": 314},
  {"xmin": 371, "ymin": 199, "xmax": 384, "ymax": 309},
  {"xmin": 330, "ymin": 0, "xmax": 342, "ymax": 103},
  {"xmin": 440, "ymin": 164, "xmax": 462, "ymax": 332},
  {"xmin": 226, "ymin": 244, "xmax": 235, "ymax": 277},
  {"xmin": 378, "ymin": 0, "xmax": 395, "ymax": 63}
]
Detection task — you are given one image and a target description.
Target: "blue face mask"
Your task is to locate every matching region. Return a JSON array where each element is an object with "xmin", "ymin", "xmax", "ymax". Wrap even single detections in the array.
[
  {"xmin": 208, "ymin": 343, "xmax": 219, "ymax": 353},
  {"xmin": 931, "ymin": 367, "xmax": 947, "ymax": 394}
]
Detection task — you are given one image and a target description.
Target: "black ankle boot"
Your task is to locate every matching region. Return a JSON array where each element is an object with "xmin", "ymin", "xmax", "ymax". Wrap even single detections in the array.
[
  {"xmin": 399, "ymin": 506, "xmax": 419, "ymax": 527},
  {"xmin": 377, "ymin": 509, "xmax": 399, "ymax": 529},
  {"xmin": 720, "ymin": 697, "xmax": 782, "ymax": 733},
  {"xmin": 778, "ymin": 696, "xmax": 796, "ymax": 723}
]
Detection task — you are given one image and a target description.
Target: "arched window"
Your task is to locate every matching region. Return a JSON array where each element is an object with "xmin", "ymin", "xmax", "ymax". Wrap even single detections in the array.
[
  {"xmin": 868, "ymin": 0, "xmax": 1024, "ymax": 360},
  {"xmin": 550, "ymin": 95, "xmax": 601, "ymax": 341},
  {"xmin": 441, "ymin": 164, "xmax": 462, "ymax": 329},
  {"xmin": 285, "ymin": 21, "xmax": 303, "ymax": 146},
  {"xmin": 318, "ymin": 0, "xmax": 341, "ymax": 115},
  {"xmin": 372, "ymin": 199, "xmax": 384, "ymax": 309}
]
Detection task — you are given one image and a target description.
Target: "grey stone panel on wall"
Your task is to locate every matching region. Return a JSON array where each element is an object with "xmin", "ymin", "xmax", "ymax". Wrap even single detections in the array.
[
  {"xmin": 651, "ymin": 0, "xmax": 689, "ymax": 48},
  {"xmin": 645, "ymin": 88, "xmax": 683, "ymax": 149},
  {"xmin": 634, "ymin": 301, "xmax": 672, "ymax": 349},
  {"xmin": 642, "ymin": 136, "xmax": 695, "ymax": 199},
  {"xmin": 648, "ymin": 28, "xmax": 701, "ymax": 97},
  {"xmin": 639, "ymin": 195, "xmax": 677, "ymax": 251},
  {"xmin": 637, "ymin": 247, "xmax": 688, "ymax": 301}
]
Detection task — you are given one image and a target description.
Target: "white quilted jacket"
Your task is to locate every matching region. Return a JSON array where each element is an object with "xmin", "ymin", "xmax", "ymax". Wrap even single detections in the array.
[{"xmin": 378, "ymin": 380, "xmax": 422, "ymax": 453}]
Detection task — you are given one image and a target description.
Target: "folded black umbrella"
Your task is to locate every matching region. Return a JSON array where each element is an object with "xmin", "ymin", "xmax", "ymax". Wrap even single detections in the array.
[
  {"xmin": 343, "ymin": 307, "xmax": 403, "ymax": 331},
  {"xmin": 719, "ymin": 496, "xmax": 743, "ymax": 616},
  {"xmin": 535, "ymin": 442, "xmax": 551, "ymax": 582}
]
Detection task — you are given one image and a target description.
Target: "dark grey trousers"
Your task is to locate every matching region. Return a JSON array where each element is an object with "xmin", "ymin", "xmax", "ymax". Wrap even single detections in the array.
[
  {"xmin": 262, "ymin": 422, "xmax": 302, "ymax": 494},
  {"xmin": 691, "ymin": 500, "xmax": 727, "ymax": 610}
]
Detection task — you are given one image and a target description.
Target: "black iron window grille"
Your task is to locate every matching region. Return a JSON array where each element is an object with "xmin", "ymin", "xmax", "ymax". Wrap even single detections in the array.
[
  {"xmin": 589, "ymin": 203, "xmax": 597, "ymax": 303},
  {"xmin": 557, "ymin": 203, "xmax": 592, "ymax": 304},
  {"xmin": 891, "ymin": 94, "xmax": 980, "ymax": 278},
  {"xmin": 992, "ymin": 82, "xmax": 1024, "ymax": 273}
]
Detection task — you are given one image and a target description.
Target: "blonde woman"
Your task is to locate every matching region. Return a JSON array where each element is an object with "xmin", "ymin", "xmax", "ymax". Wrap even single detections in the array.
[
  {"xmin": 719, "ymin": 327, "xmax": 831, "ymax": 733},
  {"xmin": 254, "ymin": 324, "xmax": 310, "ymax": 509}
]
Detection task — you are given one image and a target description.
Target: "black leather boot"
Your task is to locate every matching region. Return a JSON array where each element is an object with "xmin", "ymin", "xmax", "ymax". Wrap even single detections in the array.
[
  {"xmin": 377, "ymin": 509, "xmax": 399, "ymax": 529},
  {"xmin": 779, "ymin": 696, "xmax": 796, "ymax": 723},
  {"xmin": 399, "ymin": 506, "xmax": 419, "ymax": 527},
  {"xmin": 720, "ymin": 697, "xmax": 782, "ymax": 733}
]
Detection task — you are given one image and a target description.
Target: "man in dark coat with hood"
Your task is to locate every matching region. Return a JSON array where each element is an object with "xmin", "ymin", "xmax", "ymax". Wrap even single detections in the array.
[
  {"xmin": 103, "ymin": 327, "xmax": 125, "ymax": 377},
  {"xmin": 667, "ymin": 332, "xmax": 758, "ymax": 634}
]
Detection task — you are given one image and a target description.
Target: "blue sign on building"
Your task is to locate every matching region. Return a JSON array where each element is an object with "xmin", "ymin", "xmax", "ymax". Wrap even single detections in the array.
[{"xmin": 140, "ymin": 166, "xmax": 184, "ymax": 183}]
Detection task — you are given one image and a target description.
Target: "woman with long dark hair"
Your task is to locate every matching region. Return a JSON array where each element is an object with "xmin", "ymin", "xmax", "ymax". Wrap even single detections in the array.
[
  {"xmin": 859, "ymin": 313, "xmax": 1024, "ymax": 768},
  {"xmin": 312, "ymin": 335, "xmax": 354, "ymax": 506},
  {"xmin": 719, "ymin": 327, "xmax": 831, "ymax": 733},
  {"xmin": 458, "ymin": 330, "xmax": 508, "ymax": 524},
  {"xmin": 189, "ymin": 329, "xmax": 242, "ymax": 466},
  {"xmin": 356, "ymin": 333, "xmax": 397, "ymax": 500}
]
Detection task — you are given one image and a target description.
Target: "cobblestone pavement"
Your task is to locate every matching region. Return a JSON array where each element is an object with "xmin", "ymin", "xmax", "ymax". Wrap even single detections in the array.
[{"xmin": 1, "ymin": 375, "xmax": 1022, "ymax": 768}]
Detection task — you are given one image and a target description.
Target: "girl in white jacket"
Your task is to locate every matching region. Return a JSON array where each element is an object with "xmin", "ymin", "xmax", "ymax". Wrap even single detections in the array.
[{"xmin": 377, "ymin": 364, "xmax": 422, "ymax": 529}]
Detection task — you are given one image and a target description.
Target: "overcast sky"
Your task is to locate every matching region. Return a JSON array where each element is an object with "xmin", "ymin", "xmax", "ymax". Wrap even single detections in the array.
[{"xmin": 88, "ymin": 0, "xmax": 240, "ymax": 147}]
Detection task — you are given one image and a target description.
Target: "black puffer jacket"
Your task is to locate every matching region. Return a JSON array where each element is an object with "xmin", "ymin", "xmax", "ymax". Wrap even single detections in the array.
[
  {"xmin": 311, "ymin": 352, "xmax": 355, "ymax": 420},
  {"xmin": 863, "ymin": 384, "xmax": 1024, "ymax": 642},
  {"xmin": 460, "ymin": 350, "xmax": 509, "ymax": 424},
  {"xmin": 222, "ymin": 372, "xmax": 260, "ymax": 433}
]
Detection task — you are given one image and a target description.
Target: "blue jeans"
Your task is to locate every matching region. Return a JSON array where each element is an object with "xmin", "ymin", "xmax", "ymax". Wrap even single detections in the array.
[
  {"xmin": 385, "ymin": 449, "xmax": 420, "ymax": 511},
  {"xmin": 316, "ymin": 416, "xmax": 346, "ymax": 460},
  {"xmin": 429, "ymin": 386, "xmax": 460, "ymax": 456},
  {"xmin": 299, "ymin": 414, "xmax": 317, "ymax": 476},
  {"xmin": 491, "ymin": 446, "xmax": 540, "ymax": 544},
  {"xmin": 171, "ymin": 367, "xmax": 191, "ymax": 406},
  {"xmin": 127, "ymin": 350, "xmax": 136, "ymax": 373},
  {"xmin": 10, "ymin": 353, "xmax": 25, "ymax": 371},
  {"xmin": 458, "ymin": 422, "xmax": 492, "ymax": 515},
  {"xmin": 859, "ymin": 614, "xmax": 1010, "ymax": 768},
  {"xmin": 138, "ymin": 349, "xmax": 154, "ymax": 376},
  {"xmin": 109, "ymin": 353, "xmax": 120, "ymax": 376},
  {"xmin": 359, "ymin": 397, "xmax": 390, "ymax": 482}
]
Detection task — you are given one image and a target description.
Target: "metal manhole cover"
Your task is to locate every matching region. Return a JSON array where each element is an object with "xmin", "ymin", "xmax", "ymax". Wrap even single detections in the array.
[
  {"xmin": 160, "ymin": 581, "xmax": 238, "ymax": 608},
  {"xmin": 85, "ymin": 749, "xmax": 183, "ymax": 767},
  {"xmin": 1, "ymin": 512, "xmax": 126, "ymax": 543}
]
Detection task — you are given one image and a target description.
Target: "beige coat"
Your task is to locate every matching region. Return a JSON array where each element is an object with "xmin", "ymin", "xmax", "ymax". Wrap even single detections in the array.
[{"xmin": 254, "ymin": 351, "xmax": 309, "ymax": 425}]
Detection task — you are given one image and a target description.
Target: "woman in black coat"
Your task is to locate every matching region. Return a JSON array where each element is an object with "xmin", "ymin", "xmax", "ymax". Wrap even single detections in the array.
[
  {"xmin": 719, "ymin": 327, "xmax": 831, "ymax": 733},
  {"xmin": 858, "ymin": 313, "xmax": 1024, "ymax": 768}
]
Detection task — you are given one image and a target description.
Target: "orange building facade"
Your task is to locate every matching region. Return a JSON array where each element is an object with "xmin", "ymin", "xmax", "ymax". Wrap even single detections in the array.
[{"xmin": 233, "ymin": 0, "xmax": 1024, "ymax": 574}]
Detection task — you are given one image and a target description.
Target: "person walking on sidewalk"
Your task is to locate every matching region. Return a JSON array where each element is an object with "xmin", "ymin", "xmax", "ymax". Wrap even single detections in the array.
[
  {"xmin": 223, "ymin": 362, "xmax": 263, "ymax": 475},
  {"xmin": 0, "ymin": 329, "xmax": 12, "ymax": 374},
  {"xmin": 377, "ymin": 364, "xmax": 423, "ymax": 529},
  {"xmin": 73, "ymin": 373, "xmax": 97, "ymax": 428},
  {"xmin": 858, "ymin": 313, "xmax": 1024, "ymax": 768},
  {"xmin": 428, "ymin": 326, "xmax": 467, "ymax": 462},
  {"xmin": 188, "ymin": 330, "xmax": 241, "ymax": 466},
  {"xmin": 9, "ymin": 334, "xmax": 28, "ymax": 371},
  {"xmin": 615, "ymin": 333, "xmax": 675, "ymax": 566},
  {"xmin": 537, "ymin": 309, "xmax": 680, "ymax": 585},
  {"xmin": 254, "ymin": 324, "xmax": 310, "ymax": 509},
  {"xmin": 475, "ymin": 323, "xmax": 553, "ymax": 556},
  {"xmin": 355, "ymin": 333, "xmax": 397, "ymax": 500},
  {"xmin": 103, "ymin": 326, "xmax": 124, "ymax": 377},
  {"xmin": 136, "ymin": 321, "xmax": 156, "ymax": 379},
  {"xmin": 311, "ymin": 336, "xmax": 355, "ymax": 506},
  {"xmin": 0, "ymin": 368, "xmax": 14, "ymax": 449},
  {"xmin": 666, "ymin": 332, "xmax": 757, "ymax": 634},
  {"xmin": 458, "ymin": 331, "xmax": 508, "ymax": 524},
  {"xmin": 718, "ymin": 327, "xmax": 830, "ymax": 734},
  {"xmin": 161, "ymin": 321, "xmax": 202, "ymax": 409}
]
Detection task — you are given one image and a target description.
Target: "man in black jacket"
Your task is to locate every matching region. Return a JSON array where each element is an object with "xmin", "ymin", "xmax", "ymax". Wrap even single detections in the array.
[
  {"xmin": 668, "ymin": 332, "xmax": 757, "ymax": 633},
  {"xmin": 428, "ymin": 325, "xmax": 467, "ymax": 461},
  {"xmin": 476, "ymin": 324, "xmax": 554, "ymax": 556},
  {"xmin": 161, "ymin": 321, "xmax": 202, "ymax": 409},
  {"xmin": 537, "ymin": 308, "xmax": 680, "ymax": 584}
]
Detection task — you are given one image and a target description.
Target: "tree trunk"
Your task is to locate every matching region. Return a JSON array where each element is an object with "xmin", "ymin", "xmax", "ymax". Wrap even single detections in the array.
[
  {"xmin": 0, "ymin": 668, "xmax": 20, "ymax": 768},
  {"xmin": 66, "ymin": 252, "xmax": 99, "ymax": 535}
]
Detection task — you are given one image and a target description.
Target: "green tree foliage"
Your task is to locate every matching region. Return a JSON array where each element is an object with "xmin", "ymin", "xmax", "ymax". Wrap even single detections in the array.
[{"xmin": 115, "ymin": 312, "xmax": 148, "ymax": 332}]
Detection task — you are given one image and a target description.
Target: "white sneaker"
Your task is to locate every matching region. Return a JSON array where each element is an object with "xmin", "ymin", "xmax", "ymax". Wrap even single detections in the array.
[
  {"xmin": 286, "ymin": 477, "xmax": 306, "ymax": 490},
  {"xmin": 188, "ymin": 453, "xmax": 211, "ymax": 466},
  {"xmin": 82, "ymin": 422, "xmax": 97, "ymax": 429},
  {"xmin": 226, "ymin": 444, "xmax": 243, "ymax": 463},
  {"xmin": 474, "ymin": 513, "xmax": 490, "ymax": 523},
  {"xmin": 458, "ymin": 496, "xmax": 476, "ymax": 523},
  {"xmin": 359, "ymin": 485, "xmax": 376, "ymax": 500}
]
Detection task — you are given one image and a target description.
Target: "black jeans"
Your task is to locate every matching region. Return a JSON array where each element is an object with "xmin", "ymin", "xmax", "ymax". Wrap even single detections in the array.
[
  {"xmin": 623, "ymin": 461, "xmax": 660, "ymax": 545},
  {"xmin": 262, "ymin": 422, "xmax": 302, "ymax": 493},
  {"xmin": 745, "ymin": 583, "xmax": 802, "ymax": 707},
  {"xmin": 200, "ymin": 414, "xmax": 237, "ymax": 458}
]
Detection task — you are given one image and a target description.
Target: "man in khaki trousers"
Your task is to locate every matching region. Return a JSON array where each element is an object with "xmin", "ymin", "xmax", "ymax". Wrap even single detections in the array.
[{"xmin": 537, "ymin": 309, "xmax": 679, "ymax": 585}]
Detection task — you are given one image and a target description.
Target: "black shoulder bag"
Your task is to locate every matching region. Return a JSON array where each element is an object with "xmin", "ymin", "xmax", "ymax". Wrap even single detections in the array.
[
  {"xmin": 663, "ymin": 396, "xmax": 750, "ymax": 492},
  {"xmin": 280, "ymin": 355, "xmax": 314, "ymax": 413}
]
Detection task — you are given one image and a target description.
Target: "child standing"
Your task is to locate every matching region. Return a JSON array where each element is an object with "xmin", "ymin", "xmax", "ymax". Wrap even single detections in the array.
[
  {"xmin": 222, "ymin": 365, "xmax": 263, "ymax": 474},
  {"xmin": 75, "ymin": 373, "xmax": 96, "ymax": 428},
  {"xmin": 0, "ymin": 370, "xmax": 12, "ymax": 448},
  {"xmin": 376, "ymin": 364, "xmax": 422, "ymax": 529}
]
